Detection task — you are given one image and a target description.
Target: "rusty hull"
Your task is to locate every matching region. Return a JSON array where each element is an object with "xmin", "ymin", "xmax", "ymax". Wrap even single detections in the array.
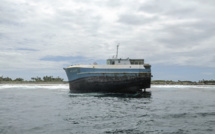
[{"xmin": 69, "ymin": 75, "xmax": 151, "ymax": 93}]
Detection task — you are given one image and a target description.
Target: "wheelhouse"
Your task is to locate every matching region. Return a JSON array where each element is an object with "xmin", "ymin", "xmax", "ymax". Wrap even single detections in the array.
[{"xmin": 106, "ymin": 59, "xmax": 144, "ymax": 65}]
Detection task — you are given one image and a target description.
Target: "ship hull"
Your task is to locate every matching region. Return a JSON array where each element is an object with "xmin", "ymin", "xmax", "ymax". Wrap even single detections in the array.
[
  {"xmin": 64, "ymin": 65, "xmax": 151, "ymax": 93},
  {"xmin": 69, "ymin": 76, "xmax": 151, "ymax": 93}
]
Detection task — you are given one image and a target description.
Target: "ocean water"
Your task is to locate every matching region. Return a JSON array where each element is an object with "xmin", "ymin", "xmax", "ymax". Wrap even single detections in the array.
[{"xmin": 0, "ymin": 84, "xmax": 215, "ymax": 134}]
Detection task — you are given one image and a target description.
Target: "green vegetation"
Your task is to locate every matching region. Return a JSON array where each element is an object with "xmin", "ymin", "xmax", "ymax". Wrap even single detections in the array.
[
  {"xmin": 0, "ymin": 76, "xmax": 66, "ymax": 84},
  {"xmin": 31, "ymin": 76, "xmax": 64, "ymax": 82},
  {"xmin": 0, "ymin": 76, "xmax": 13, "ymax": 81},
  {"xmin": 152, "ymin": 80, "xmax": 215, "ymax": 85}
]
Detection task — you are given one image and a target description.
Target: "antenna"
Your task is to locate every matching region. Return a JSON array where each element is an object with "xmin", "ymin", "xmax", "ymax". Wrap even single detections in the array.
[{"xmin": 116, "ymin": 43, "xmax": 119, "ymax": 59}]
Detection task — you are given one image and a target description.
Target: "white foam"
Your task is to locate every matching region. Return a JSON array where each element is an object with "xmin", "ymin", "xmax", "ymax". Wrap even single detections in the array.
[
  {"xmin": 152, "ymin": 85, "xmax": 215, "ymax": 89},
  {"xmin": 0, "ymin": 84, "xmax": 69, "ymax": 90}
]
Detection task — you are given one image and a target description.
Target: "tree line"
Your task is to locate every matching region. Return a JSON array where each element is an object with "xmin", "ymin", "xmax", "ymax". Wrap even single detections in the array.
[
  {"xmin": 152, "ymin": 80, "xmax": 215, "ymax": 85},
  {"xmin": 0, "ymin": 76, "xmax": 64, "ymax": 82}
]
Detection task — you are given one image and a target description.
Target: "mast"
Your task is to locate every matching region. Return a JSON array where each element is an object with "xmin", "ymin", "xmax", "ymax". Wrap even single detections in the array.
[{"xmin": 116, "ymin": 43, "xmax": 119, "ymax": 59}]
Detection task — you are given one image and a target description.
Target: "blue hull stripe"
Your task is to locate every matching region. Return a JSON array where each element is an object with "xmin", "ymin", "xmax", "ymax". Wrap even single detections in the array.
[{"xmin": 65, "ymin": 67, "xmax": 151, "ymax": 81}]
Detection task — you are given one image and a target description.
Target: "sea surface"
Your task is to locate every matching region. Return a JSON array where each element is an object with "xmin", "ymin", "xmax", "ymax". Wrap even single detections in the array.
[{"xmin": 0, "ymin": 84, "xmax": 215, "ymax": 134}]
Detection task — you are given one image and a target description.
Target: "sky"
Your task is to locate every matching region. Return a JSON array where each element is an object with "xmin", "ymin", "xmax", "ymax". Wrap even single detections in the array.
[{"xmin": 0, "ymin": 0, "xmax": 215, "ymax": 81}]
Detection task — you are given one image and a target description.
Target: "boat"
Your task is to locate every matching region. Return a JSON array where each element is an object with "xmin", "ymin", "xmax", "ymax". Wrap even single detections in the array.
[{"xmin": 63, "ymin": 46, "xmax": 152, "ymax": 93}]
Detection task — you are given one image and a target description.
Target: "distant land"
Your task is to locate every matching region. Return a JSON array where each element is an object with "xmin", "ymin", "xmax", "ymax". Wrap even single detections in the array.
[
  {"xmin": 0, "ymin": 76, "xmax": 67, "ymax": 84},
  {"xmin": 1, "ymin": 76, "xmax": 215, "ymax": 85},
  {"xmin": 152, "ymin": 80, "xmax": 215, "ymax": 85}
]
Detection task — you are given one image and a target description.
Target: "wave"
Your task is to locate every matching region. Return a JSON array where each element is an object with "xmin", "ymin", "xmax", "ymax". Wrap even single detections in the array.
[
  {"xmin": 1, "ymin": 84, "xmax": 214, "ymax": 91},
  {"xmin": 151, "ymin": 85, "xmax": 215, "ymax": 89},
  {"xmin": 0, "ymin": 84, "xmax": 69, "ymax": 90}
]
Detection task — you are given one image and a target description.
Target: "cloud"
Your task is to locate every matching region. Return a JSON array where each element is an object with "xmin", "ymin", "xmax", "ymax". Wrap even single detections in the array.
[
  {"xmin": 0, "ymin": 0, "xmax": 215, "ymax": 80},
  {"xmin": 118, "ymin": 13, "xmax": 157, "ymax": 25},
  {"xmin": 16, "ymin": 48, "xmax": 38, "ymax": 51}
]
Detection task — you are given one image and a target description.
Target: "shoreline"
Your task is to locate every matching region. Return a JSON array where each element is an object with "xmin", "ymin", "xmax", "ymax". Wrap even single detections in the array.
[
  {"xmin": 0, "ymin": 82, "xmax": 214, "ymax": 86},
  {"xmin": 151, "ymin": 83, "xmax": 215, "ymax": 85},
  {"xmin": 0, "ymin": 82, "xmax": 68, "ymax": 84},
  {"xmin": 151, "ymin": 84, "xmax": 215, "ymax": 86}
]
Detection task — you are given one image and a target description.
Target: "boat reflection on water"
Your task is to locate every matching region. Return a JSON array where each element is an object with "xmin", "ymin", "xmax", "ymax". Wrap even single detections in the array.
[{"xmin": 69, "ymin": 91, "xmax": 151, "ymax": 98}]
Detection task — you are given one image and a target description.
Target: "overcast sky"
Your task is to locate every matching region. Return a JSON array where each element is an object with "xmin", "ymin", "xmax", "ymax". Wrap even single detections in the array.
[{"xmin": 1, "ymin": 0, "xmax": 215, "ymax": 81}]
